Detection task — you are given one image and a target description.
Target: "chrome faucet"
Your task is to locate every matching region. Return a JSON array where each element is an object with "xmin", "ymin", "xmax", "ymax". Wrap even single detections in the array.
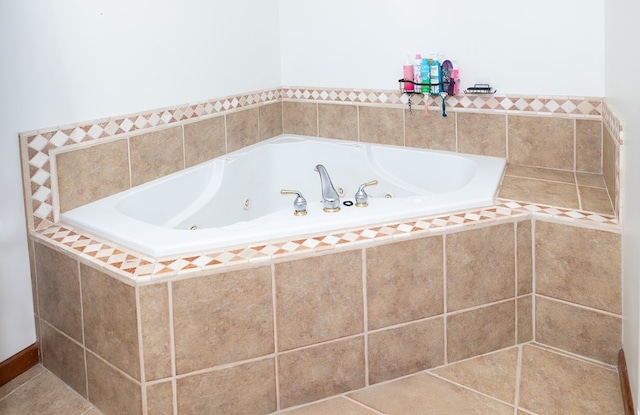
[{"xmin": 314, "ymin": 164, "xmax": 340, "ymax": 212}]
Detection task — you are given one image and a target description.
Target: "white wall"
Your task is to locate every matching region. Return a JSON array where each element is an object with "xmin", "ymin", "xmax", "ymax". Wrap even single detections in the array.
[
  {"xmin": 604, "ymin": 0, "xmax": 640, "ymax": 410},
  {"xmin": 0, "ymin": 0, "xmax": 281, "ymax": 362},
  {"xmin": 279, "ymin": 0, "xmax": 604, "ymax": 96}
]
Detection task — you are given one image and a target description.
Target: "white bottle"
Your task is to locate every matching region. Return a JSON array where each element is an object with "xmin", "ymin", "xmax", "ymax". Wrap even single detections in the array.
[
  {"xmin": 413, "ymin": 54, "xmax": 422, "ymax": 91},
  {"xmin": 429, "ymin": 53, "xmax": 442, "ymax": 94}
]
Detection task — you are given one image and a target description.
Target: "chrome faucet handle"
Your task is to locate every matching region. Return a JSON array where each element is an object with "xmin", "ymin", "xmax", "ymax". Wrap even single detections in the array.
[
  {"xmin": 280, "ymin": 189, "xmax": 307, "ymax": 216},
  {"xmin": 355, "ymin": 180, "xmax": 378, "ymax": 207}
]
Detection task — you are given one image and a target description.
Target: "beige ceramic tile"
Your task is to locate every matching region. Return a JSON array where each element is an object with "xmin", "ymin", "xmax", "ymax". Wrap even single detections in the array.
[
  {"xmin": 283, "ymin": 101, "xmax": 318, "ymax": 136},
  {"xmin": 34, "ymin": 242, "xmax": 82, "ymax": 342},
  {"xmin": 603, "ymin": 128, "xmax": 618, "ymax": 214},
  {"xmin": 260, "ymin": 101, "xmax": 284, "ymax": 140},
  {"xmin": 81, "ymin": 263, "xmax": 140, "ymax": 380},
  {"xmin": 0, "ymin": 370, "xmax": 94, "ymax": 415},
  {"xmin": 504, "ymin": 164, "xmax": 575, "ymax": 184},
  {"xmin": 517, "ymin": 296, "xmax": 533, "ymax": 343},
  {"xmin": 499, "ymin": 176, "xmax": 579, "ymax": 209},
  {"xmin": 535, "ymin": 220, "xmax": 621, "ymax": 313},
  {"xmin": 446, "ymin": 223, "xmax": 515, "ymax": 311},
  {"xmin": 129, "ymin": 126, "xmax": 184, "ymax": 187},
  {"xmin": 275, "ymin": 250, "xmax": 363, "ymax": 351},
  {"xmin": 183, "ymin": 116, "xmax": 226, "ymax": 167},
  {"xmin": 368, "ymin": 317, "xmax": 444, "ymax": 384},
  {"xmin": 278, "ymin": 337, "xmax": 365, "ymax": 409},
  {"xmin": 358, "ymin": 106, "xmax": 403, "ymax": 146},
  {"xmin": 86, "ymin": 352, "xmax": 142, "ymax": 415},
  {"xmin": 366, "ymin": 237, "xmax": 443, "ymax": 329},
  {"xmin": 576, "ymin": 119, "xmax": 602, "ymax": 174},
  {"xmin": 281, "ymin": 397, "xmax": 377, "ymax": 415},
  {"xmin": 39, "ymin": 322, "xmax": 86, "ymax": 397},
  {"xmin": 176, "ymin": 358, "xmax": 275, "ymax": 415},
  {"xmin": 318, "ymin": 103, "xmax": 358, "ymax": 141},
  {"xmin": 349, "ymin": 372, "xmax": 513, "ymax": 415},
  {"xmin": 447, "ymin": 301, "xmax": 516, "ymax": 363},
  {"xmin": 172, "ymin": 266, "xmax": 274, "ymax": 374},
  {"xmin": 518, "ymin": 345, "xmax": 624, "ymax": 415},
  {"xmin": 535, "ymin": 296, "xmax": 621, "ymax": 365},
  {"xmin": 0, "ymin": 364, "xmax": 45, "ymax": 400},
  {"xmin": 580, "ymin": 185, "xmax": 614, "ymax": 215},
  {"xmin": 508, "ymin": 115, "xmax": 574, "ymax": 170},
  {"xmin": 433, "ymin": 347, "xmax": 519, "ymax": 403},
  {"xmin": 138, "ymin": 283, "xmax": 172, "ymax": 381},
  {"xmin": 576, "ymin": 172, "xmax": 606, "ymax": 188},
  {"xmin": 56, "ymin": 139, "xmax": 130, "ymax": 212},
  {"xmin": 226, "ymin": 107, "xmax": 260, "ymax": 152},
  {"xmin": 146, "ymin": 381, "xmax": 174, "ymax": 415},
  {"xmin": 457, "ymin": 112, "xmax": 507, "ymax": 157},
  {"xmin": 517, "ymin": 220, "xmax": 533, "ymax": 296},
  {"xmin": 405, "ymin": 109, "xmax": 456, "ymax": 151}
]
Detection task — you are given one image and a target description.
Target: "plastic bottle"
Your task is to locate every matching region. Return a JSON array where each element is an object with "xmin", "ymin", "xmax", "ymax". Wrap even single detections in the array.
[
  {"xmin": 403, "ymin": 56, "xmax": 414, "ymax": 92},
  {"xmin": 420, "ymin": 58, "xmax": 431, "ymax": 94},
  {"xmin": 429, "ymin": 53, "xmax": 442, "ymax": 94},
  {"xmin": 413, "ymin": 54, "xmax": 422, "ymax": 91}
]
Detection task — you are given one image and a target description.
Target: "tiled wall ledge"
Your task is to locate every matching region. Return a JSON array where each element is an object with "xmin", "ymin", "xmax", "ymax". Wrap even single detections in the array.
[{"xmin": 20, "ymin": 87, "xmax": 610, "ymax": 233}]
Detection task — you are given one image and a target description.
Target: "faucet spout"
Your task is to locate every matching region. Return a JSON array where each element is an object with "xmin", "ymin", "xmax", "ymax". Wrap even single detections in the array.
[{"xmin": 314, "ymin": 164, "xmax": 340, "ymax": 212}]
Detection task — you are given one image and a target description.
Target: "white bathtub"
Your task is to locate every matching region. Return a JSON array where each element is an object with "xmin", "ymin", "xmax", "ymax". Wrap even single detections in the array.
[{"xmin": 62, "ymin": 135, "xmax": 506, "ymax": 257}]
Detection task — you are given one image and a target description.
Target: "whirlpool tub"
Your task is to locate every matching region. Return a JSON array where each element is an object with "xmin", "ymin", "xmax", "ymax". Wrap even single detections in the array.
[{"xmin": 61, "ymin": 135, "xmax": 506, "ymax": 256}]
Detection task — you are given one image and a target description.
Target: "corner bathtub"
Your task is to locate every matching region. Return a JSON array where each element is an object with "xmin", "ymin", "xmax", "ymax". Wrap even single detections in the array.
[{"xmin": 62, "ymin": 135, "xmax": 506, "ymax": 257}]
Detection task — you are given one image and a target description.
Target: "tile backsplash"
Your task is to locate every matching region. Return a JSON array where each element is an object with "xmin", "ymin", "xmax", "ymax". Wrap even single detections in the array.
[{"xmin": 19, "ymin": 86, "xmax": 618, "ymax": 233}]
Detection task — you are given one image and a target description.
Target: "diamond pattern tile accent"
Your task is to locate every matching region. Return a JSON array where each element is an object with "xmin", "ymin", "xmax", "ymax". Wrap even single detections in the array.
[{"xmin": 32, "ymin": 199, "xmax": 618, "ymax": 284}]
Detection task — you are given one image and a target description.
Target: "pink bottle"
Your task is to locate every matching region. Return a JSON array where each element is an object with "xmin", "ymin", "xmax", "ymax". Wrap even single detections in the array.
[{"xmin": 403, "ymin": 56, "xmax": 414, "ymax": 92}]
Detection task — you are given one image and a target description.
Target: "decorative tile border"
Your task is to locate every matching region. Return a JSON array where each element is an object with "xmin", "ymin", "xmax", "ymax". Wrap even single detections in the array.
[
  {"xmin": 33, "ymin": 199, "xmax": 618, "ymax": 286},
  {"xmin": 602, "ymin": 99, "xmax": 624, "ymax": 145},
  {"xmin": 20, "ymin": 86, "xmax": 604, "ymax": 234}
]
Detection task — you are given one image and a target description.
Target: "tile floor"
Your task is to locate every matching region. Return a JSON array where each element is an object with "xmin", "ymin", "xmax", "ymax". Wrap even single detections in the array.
[{"xmin": 0, "ymin": 343, "xmax": 624, "ymax": 415}]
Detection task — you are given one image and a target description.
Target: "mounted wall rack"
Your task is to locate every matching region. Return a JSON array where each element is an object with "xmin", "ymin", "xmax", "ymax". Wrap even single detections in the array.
[{"xmin": 398, "ymin": 79, "xmax": 458, "ymax": 117}]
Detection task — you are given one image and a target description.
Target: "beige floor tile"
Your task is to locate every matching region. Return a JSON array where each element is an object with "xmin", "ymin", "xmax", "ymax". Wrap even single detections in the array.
[
  {"xmin": 518, "ymin": 345, "xmax": 624, "ymax": 415},
  {"xmin": 281, "ymin": 397, "xmax": 378, "ymax": 415},
  {"xmin": 349, "ymin": 373, "xmax": 513, "ymax": 415},
  {"xmin": 0, "ymin": 364, "xmax": 45, "ymax": 400},
  {"xmin": 0, "ymin": 369, "xmax": 94, "ymax": 415},
  {"xmin": 433, "ymin": 347, "xmax": 519, "ymax": 404},
  {"xmin": 576, "ymin": 172, "xmax": 606, "ymax": 188}
]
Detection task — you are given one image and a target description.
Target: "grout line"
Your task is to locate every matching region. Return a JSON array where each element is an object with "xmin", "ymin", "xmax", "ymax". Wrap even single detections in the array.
[
  {"xmin": 271, "ymin": 262, "xmax": 281, "ymax": 411},
  {"xmin": 429, "ymin": 371, "xmax": 517, "ymax": 410},
  {"xmin": 442, "ymin": 234, "xmax": 448, "ymax": 365},
  {"xmin": 167, "ymin": 281, "xmax": 178, "ymax": 415},
  {"xmin": 134, "ymin": 285, "xmax": 147, "ymax": 415},
  {"xmin": 513, "ymin": 345, "xmax": 523, "ymax": 414},
  {"xmin": 362, "ymin": 249, "xmax": 370, "ymax": 388},
  {"xmin": 77, "ymin": 262, "xmax": 89, "ymax": 399},
  {"xmin": 531, "ymin": 218, "xmax": 536, "ymax": 344}
]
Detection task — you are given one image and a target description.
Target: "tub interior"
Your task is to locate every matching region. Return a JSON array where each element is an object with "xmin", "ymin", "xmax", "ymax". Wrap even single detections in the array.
[{"xmin": 62, "ymin": 135, "xmax": 506, "ymax": 256}]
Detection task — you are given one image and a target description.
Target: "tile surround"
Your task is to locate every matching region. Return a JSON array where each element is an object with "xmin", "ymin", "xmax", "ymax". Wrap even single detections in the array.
[{"xmin": 19, "ymin": 87, "xmax": 626, "ymax": 414}]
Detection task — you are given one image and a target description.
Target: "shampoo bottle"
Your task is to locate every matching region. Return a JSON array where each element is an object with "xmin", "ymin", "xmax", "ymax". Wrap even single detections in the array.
[
  {"xmin": 403, "ymin": 56, "xmax": 414, "ymax": 92},
  {"xmin": 429, "ymin": 53, "xmax": 441, "ymax": 94}
]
